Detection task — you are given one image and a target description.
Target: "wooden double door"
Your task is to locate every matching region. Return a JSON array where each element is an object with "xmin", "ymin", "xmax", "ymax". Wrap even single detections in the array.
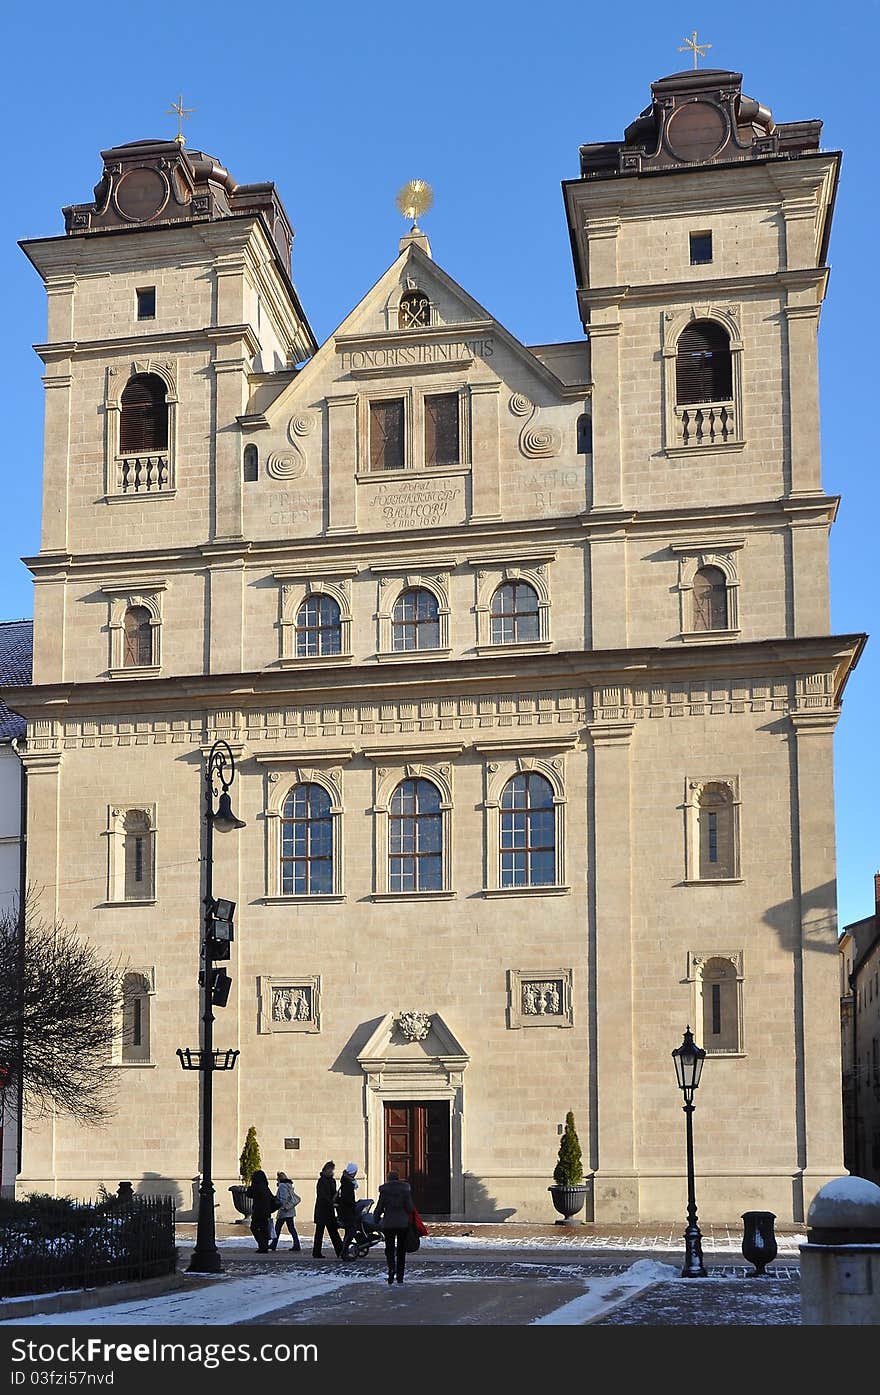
[{"xmin": 383, "ymin": 1100, "xmax": 450, "ymax": 1215}]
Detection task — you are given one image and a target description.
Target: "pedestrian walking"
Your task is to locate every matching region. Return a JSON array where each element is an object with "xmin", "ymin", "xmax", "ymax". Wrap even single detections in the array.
[
  {"xmin": 312, "ymin": 1160, "xmax": 343, "ymax": 1258},
  {"xmin": 337, "ymin": 1162, "xmax": 360, "ymax": 1259},
  {"xmin": 270, "ymin": 1171, "xmax": 302, "ymax": 1251},
  {"xmin": 373, "ymin": 1168, "xmax": 415, "ymax": 1285},
  {"xmin": 246, "ymin": 1169, "xmax": 278, "ymax": 1253}
]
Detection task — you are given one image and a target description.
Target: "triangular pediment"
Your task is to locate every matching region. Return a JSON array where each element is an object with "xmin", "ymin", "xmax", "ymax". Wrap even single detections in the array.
[
  {"xmin": 357, "ymin": 1011, "xmax": 469, "ymax": 1072},
  {"xmin": 256, "ymin": 241, "xmax": 585, "ymax": 427}
]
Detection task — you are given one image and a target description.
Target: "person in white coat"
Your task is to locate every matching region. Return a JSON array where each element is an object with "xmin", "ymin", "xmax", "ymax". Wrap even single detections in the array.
[{"xmin": 270, "ymin": 1170, "xmax": 302, "ymax": 1251}]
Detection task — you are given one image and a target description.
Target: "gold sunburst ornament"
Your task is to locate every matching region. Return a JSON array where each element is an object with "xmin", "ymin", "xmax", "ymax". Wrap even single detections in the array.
[{"xmin": 396, "ymin": 179, "xmax": 434, "ymax": 229}]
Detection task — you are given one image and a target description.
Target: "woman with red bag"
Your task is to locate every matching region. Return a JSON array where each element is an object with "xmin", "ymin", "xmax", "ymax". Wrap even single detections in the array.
[{"xmin": 373, "ymin": 1169, "xmax": 415, "ymax": 1285}]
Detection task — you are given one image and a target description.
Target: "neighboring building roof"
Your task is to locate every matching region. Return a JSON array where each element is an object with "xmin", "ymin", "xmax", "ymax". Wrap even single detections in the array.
[{"xmin": 0, "ymin": 619, "xmax": 33, "ymax": 742}]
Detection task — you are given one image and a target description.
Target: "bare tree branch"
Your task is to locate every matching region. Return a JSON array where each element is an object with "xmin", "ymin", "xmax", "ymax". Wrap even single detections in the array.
[{"xmin": 0, "ymin": 889, "xmax": 130, "ymax": 1124}]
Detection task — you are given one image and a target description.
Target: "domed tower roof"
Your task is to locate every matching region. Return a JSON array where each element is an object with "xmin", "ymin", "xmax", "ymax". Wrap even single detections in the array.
[{"xmin": 578, "ymin": 68, "xmax": 822, "ymax": 179}]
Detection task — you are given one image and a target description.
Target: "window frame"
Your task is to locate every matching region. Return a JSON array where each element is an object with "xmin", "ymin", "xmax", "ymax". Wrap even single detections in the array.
[
  {"xmin": 661, "ymin": 307, "xmax": 744, "ymax": 456},
  {"xmin": 262, "ymin": 766, "xmax": 344, "ymax": 901},
  {"xmin": 276, "ymin": 572, "xmax": 354, "ymax": 667},
  {"xmin": 687, "ymin": 951, "xmax": 745, "ymax": 1056},
  {"xmin": 136, "ymin": 286, "xmax": 156, "ymax": 321},
  {"xmin": 371, "ymin": 762, "xmax": 454, "ymax": 899},
  {"xmin": 472, "ymin": 558, "xmax": 553, "ymax": 652},
  {"xmin": 684, "ymin": 777, "xmax": 742, "ymax": 884},
  {"xmin": 279, "ymin": 781, "xmax": 336, "ymax": 897},
  {"xmin": 483, "ymin": 755, "xmax": 568, "ymax": 895},
  {"xmin": 670, "ymin": 542, "xmax": 742, "ymax": 643},
  {"xmin": 102, "ymin": 582, "xmax": 165, "ymax": 678},
  {"xmin": 104, "ymin": 359, "xmax": 178, "ymax": 499},
  {"xmin": 376, "ymin": 572, "xmax": 451, "ymax": 660},
  {"xmin": 689, "ymin": 231, "xmax": 713, "ymax": 266},
  {"xmin": 103, "ymin": 804, "xmax": 157, "ymax": 906},
  {"xmin": 358, "ymin": 386, "xmax": 469, "ymax": 475},
  {"xmin": 113, "ymin": 965, "xmax": 156, "ymax": 1066}
]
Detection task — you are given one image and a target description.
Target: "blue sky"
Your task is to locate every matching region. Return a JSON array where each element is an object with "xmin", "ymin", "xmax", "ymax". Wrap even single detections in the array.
[{"xmin": 2, "ymin": 0, "xmax": 877, "ymax": 927}]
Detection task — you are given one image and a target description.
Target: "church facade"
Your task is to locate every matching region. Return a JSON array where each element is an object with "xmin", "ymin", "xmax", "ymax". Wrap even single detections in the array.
[{"xmin": 9, "ymin": 67, "xmax": 863, "ymax": 1222}]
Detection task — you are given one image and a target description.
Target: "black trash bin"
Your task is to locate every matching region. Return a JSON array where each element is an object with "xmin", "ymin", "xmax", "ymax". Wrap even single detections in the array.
[{"xmin": 741, "ymin": 1210, "xmax": 777, "ymax": 1275}]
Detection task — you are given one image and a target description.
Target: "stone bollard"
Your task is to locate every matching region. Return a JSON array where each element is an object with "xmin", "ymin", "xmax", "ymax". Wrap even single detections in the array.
[{"xmin": 800, "ymin": 1176, "xmax": 880, "ymax": 1325}]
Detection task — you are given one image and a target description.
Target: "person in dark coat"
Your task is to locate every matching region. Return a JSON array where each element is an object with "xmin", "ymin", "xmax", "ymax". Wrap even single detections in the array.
[
  {"xmin": 372, "ymin": 1169, "xmax": 415, "ymax": 1285},
  {"xmin": 246, "ymin": 1169, "xmax": 277, "ymax": 1253},
  {"xmin": 337, "ymin": 1162, "xmax": 360, "ymax": 1260},
  {"xmin": 312, "ymin": 1160, "xmax": 343, "ymax": 1258}
]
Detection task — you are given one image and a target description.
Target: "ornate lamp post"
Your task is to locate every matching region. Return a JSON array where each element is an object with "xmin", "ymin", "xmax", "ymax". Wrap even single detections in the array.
[
  {"xmin": 179, "ymin": 739, "xmax": 245, "ymax": 1275},
  {"xmin": 672, "ymin": 1025, "xmax": 707, "ymax": 1278}
]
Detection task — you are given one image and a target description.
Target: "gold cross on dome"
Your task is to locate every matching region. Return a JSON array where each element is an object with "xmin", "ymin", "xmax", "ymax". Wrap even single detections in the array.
[
  {"xmin": 166, "ymin": 94, "xmax": 195, "ymax": 146},
  {"xmin": 679, "ymin": 30, "xmax": 711, "ymax": 69}
]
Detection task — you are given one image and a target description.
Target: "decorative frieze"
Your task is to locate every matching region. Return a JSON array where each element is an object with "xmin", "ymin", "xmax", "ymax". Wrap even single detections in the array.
[
  {"xmin": 257, "ymin": 975, "xmax": 321, "ymax": 1033},
  {"xmin": 507, "ymin": 967, "xmax": 573, "ymax": 1028}
]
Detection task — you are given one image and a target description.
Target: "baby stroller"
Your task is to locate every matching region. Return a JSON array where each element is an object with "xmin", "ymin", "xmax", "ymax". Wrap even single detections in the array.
[{"xmin": 343, "ymin": 1198, "xmax": 385, "ymax": 1260}]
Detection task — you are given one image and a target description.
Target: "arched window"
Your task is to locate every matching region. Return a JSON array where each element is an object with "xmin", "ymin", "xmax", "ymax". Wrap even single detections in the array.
[
  {"xmin": 122, "ymin": 972, "xmax": 151, "ymax": 1063},
  {"xmin": 123, "ymin": 605, "xmax": 153, "ymax": 667},
  {"xmin": 389, "ymin": 778, "xmax": 442, "ymax": 892},
  {"xmin": 700, "ymin": 957, "xmax": 740, "ymax": 1053},
  {"xmin": 500, "ymin": 773, "xmax": 555, "ymax": 887},
  {"xmin": 123, "ymin": 809, "xmax": 154, "ymax": 900},
  {"xmin": 119, "ymin": 373, "xmax": 168, "ymax": 454},
  {"xmin": 281, "ymin": 784, "xmax": 333, "ymax": 895},
  {"xmin": 392, "ymin": 588, "xmax": 440, "ymax": 651},
  {"xmin": 295, "ymin": 596, "xmax": 342, "ymax": 657},
  {"xmin": 490, "ymin": 582, "xmax": 540, "ymax": 645},
  {"xmin": 698, "ymin": 783, "xmax": 736, "ymax": 880},
  {"xmin": 398, "ymin": 289, "xmax": 431, "ymax": 329},
  {"xmin": 243, "ymin": 444, "xmax": 259, "ymax": 482},
  {"xmin": 692, "ymin": 566, "xmax": 728, "ymax": 632},
  {"xmin": 676, "ymin": 321, "xmax": 733, "ymax": 405}
]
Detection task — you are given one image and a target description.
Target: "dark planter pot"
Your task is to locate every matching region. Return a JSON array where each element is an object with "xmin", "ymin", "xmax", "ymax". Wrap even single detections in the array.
[
  {"xmin": 741, "ymin": 1210, "xmax": 777, "ymax": 1275},
  {"xmin": 549, "ymin": 1183, "xmax": 589, "ymax": 1224},
  {"xmin": 229, "ymin": 1184, "xmax": 253, "ymax": 1222}
]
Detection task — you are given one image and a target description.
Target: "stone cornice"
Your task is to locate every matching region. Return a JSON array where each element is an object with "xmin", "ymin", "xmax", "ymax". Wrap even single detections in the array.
[
  {"xmin": 19, "ymin": 493, "xmax": 841, "ymax": 581},
  {"xmin": 4, "ymin": 634, "xmax": 866, "ymax": 723},
  {"xmin": 579, "ymin": 267, "xmax": 827, "ymax": 313}
]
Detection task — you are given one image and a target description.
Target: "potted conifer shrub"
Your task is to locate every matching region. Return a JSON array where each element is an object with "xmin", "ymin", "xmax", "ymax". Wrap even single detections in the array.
[
  {"xmin": 549, "ymin": 1111, "xmax": 589, "ymax": 1223},
  {"xmin": 229, "ymin": 1125, "xmax": 261, "ymax": 1221}
]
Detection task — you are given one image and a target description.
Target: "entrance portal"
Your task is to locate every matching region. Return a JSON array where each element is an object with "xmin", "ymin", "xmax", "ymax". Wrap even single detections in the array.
[{"xmin": 383, "ymin": 1100, "xmax": 451, "ymax": 1215}]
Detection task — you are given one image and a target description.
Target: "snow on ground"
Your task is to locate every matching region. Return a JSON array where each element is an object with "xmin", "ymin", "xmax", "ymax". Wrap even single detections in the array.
[
  {"xmin": 532, "ymin": 1260, "xmax": 679, "ymax": 1325},
  {"xmin": 176, "ymin": 1232, "xmax": 806, "ymax": 1254}
]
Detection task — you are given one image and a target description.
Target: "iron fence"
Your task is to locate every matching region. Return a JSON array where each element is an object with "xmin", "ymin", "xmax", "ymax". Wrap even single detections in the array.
[{"xmin": 0, "ymin": 1194, "xmax": 177, "ymax": 1298}]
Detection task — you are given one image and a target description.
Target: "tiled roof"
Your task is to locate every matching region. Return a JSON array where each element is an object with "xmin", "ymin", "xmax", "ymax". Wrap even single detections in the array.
[{"xmin": 0, "ymin": 619, "xmax": 33, "ymax": 743}]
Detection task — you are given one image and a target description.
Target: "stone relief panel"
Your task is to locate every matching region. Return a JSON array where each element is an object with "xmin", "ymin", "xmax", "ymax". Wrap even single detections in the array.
[
  {"xmin": 509, "ymin": 393, "xmax": 562, "ymax": 459},
  {"xmin": 257, "ymin": 974, "xmax": 321, "ymax": 1033},
  {"xmin": 357, "ymin": 473, "xmax": 469, "ymax": 532},
  {"xmin": 507, "ymin": 967, "xmax": 573, "ymax": 1028}
]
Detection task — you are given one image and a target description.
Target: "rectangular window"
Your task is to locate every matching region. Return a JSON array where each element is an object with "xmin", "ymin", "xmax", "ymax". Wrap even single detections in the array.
[
  {"xmin": 711, "ymin": 983, "xmax": 721, "ymax": 1036},
  {"xmin": 370, "ymin": 399, "xmax": 405, "ymax": 470},
  {"xmin": 425, "ymin": 394, "xmax": 460, "ymax": 467},
  {"xmin": 136, "ymin": 287, "xmax": 156, "ymax": 320},
  {"xmin": 689, "ymin": 231, "xmax": 713, "ymax": 265},
  {"xmin": 132, "ymin": 996, "xmax": 142, "ymax": 1048},
  {"xmin": 707, "ymin": 811, "xmax": 718, "ymax": 863}
]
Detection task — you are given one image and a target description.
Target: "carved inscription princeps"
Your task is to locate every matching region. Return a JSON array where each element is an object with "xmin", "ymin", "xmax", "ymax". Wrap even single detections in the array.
[{"xmin": 359, "ymin": 474, "xmax": 467, "ymax": 531}]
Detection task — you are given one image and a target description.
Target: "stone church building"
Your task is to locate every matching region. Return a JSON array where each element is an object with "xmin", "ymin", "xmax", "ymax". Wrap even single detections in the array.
[{"xmin": 8, "ymin": 66, "xmax": 863, "ymax": 1222}]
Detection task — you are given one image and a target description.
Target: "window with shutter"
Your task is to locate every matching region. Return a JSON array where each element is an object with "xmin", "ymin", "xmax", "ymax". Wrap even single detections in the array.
[
  {"xmin": 425, "ymin": 394, "xmax": 459, "ymax": 467},
  {"xmin": 370, "ymin": 399, "xmax": 405, "ymax": 470},
  {"xmin": 123, "ymin": 606, "xmax": 152, "ymax": 667},
  {"xmin": 675, "ymin": 321, "xmax": 732, "ymax": 405},
  {"xmin": 120, "ymin": 374, "xmax": 168, "ymax": 453},
  {"xmin": 692, "ymin": 566, "xmax": 728, "ymax": 631}
]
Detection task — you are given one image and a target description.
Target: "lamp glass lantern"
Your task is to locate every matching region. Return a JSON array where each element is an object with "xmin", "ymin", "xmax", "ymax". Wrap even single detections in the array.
[
  {"xmin": 212, "ymin": 791, "xmax": 246, "ymax": 832},
  {"xmin": 672, "ymin": 1025, "xmax": 705, "ymax": 1099}
]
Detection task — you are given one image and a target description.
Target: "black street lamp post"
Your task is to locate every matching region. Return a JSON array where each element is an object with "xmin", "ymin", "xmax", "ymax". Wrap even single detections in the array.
[
  {"xmin": 180, "ymin": 739, "xmax": 245, "ymax": 1275},
  {"xmin": 672, "ymin": 1025, "xmax": 707, "ymax": 1278}
]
